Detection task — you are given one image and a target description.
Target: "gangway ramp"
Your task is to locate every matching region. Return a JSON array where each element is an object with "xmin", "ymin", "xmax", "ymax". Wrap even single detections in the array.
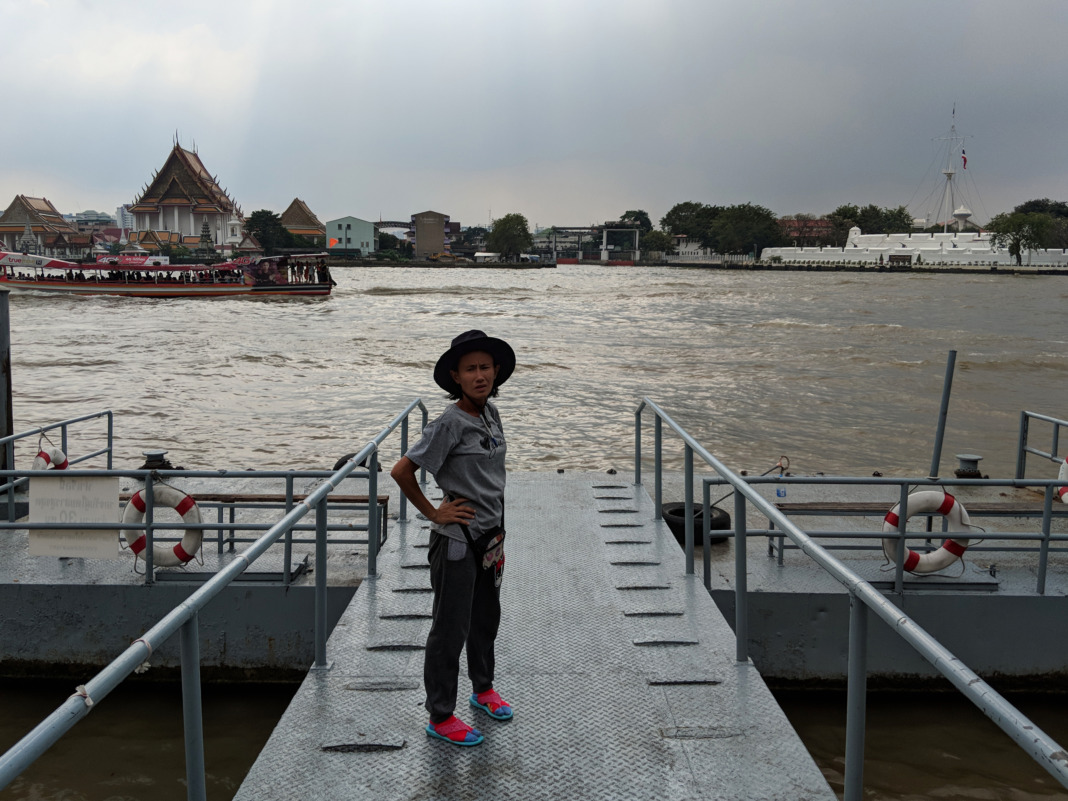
[{"xmin": 235, "ymin": 472, "xmax": 833, "ymax": 800}]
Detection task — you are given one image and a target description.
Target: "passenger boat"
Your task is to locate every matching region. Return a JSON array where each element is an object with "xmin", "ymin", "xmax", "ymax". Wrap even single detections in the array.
[{"xmin": 0, "ymin": 251, "xmax": 336, "ymax": 298}]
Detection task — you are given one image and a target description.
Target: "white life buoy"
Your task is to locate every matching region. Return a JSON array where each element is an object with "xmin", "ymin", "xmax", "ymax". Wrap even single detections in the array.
[
  {"xmin": 121, "ymin": 485, "xmax": 202, "ymax": 567},
  {"xmin": 32, "ymin": 447, "xmax": 68, "ymax": 470},
  {"xmin": 1057, "ymin": 458, "xmax": 1068, "ymax": 503},
  {"xmin": 882, "ymin": 490, "xmax": 971, "ymax": 574}
]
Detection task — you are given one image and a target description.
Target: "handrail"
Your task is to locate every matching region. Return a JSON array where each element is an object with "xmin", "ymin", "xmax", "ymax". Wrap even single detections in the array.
[
  {"xmin": 635, "ymin": 397, "xmax": 1068, "ymax": 798},
  {"xmin": 1, "ymin": 409, "xmax": 114, "ymax": 520},
  {"xmin": 1016, "ymin": 410, "xmax": 1067, "ymax": 479},
  {"xmin": 0, "ymin": 398, "xmax": 427, "ymax": 798}
]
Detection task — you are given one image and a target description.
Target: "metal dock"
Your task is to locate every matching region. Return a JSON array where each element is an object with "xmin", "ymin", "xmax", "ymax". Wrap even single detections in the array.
[{"xmin": 234, "ymin": 471, "xmax": 834, "ymax": 801}]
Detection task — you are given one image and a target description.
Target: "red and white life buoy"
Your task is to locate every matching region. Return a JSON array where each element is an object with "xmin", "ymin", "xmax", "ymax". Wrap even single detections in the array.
[
  {"xmin": 882, "ymin": 490, "xmax": 972, "ymax": 574},
  {"xmin": 32, "ymin": 447, "xmax": 68, "ymax": 470},
  {"xmin": 121, "ymin": 485, "xmax": 202, "ymax": 567},
  {"xmin": 1057, "ymin": 458, "xmax": 1068, "ymax": 503}
]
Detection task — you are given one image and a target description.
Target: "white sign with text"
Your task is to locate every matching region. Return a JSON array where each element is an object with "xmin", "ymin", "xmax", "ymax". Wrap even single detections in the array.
[{"xmin": 29, "ymin": 475, "xmax": 120, "ymax": 558}]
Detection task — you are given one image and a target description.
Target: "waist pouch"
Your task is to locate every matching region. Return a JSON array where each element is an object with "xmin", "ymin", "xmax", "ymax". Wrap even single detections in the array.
[{"xmin": 460, "ymin": 522, "xmax": 505, "ymax": 571}]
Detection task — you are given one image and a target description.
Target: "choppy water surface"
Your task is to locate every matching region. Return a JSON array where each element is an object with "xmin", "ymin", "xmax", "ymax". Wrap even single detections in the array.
[{"xmin": 8, "ymin": 265, "xmax": 1066, "ymax": 478}]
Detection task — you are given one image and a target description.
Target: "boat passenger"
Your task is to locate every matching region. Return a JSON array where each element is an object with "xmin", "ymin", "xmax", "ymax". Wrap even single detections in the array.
[{"xmin": 390, "ymin": 329, "xmax": 516, "ymax": 747}]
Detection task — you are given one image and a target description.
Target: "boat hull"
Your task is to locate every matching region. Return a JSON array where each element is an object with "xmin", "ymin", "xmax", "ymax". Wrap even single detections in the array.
[{"xmin": 0, "ymin": 278, "xmax": 332, "ymax": 298}]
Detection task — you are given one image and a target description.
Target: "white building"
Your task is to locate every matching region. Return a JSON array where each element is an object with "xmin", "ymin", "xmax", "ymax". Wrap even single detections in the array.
[
  {"xmin": 325, "ymin": 216, "xmax": 377, "ymax": 255},
  {"xmin": 761, "ymin": 227, "xmax": 1068, "ymax": 268}
]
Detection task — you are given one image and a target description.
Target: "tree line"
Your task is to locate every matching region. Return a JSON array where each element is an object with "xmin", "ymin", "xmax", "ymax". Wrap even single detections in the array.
[{"xmin": 241, "ymin": 196, "xmax": 1068, "ymax": 263}]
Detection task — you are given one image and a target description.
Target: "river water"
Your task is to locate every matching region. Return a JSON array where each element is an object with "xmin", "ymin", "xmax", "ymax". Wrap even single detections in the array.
[
  {"xmin": 2, "ymin": 265, "xmax": 1066, "ymax": 799},
  {"xmin": 6, "ymin": 265, "xmax": 1065, "ymax": 477}
]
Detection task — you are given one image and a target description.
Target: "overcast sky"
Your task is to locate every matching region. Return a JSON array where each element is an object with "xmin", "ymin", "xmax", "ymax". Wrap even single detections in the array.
[{"xmin": 3, "ymin": 0, "xmax": 1066, "ymax": 229}]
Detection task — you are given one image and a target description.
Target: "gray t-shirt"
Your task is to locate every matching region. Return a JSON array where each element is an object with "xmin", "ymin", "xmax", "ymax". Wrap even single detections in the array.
[{"xmin": 405, "ymin": 402, "xmax": 507, "ymax": 542}]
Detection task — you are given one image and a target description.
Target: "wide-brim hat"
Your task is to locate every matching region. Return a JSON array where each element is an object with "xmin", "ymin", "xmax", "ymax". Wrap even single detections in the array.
[{"xmin": 433, "ymin": 329, "xmax": 516, "ymax": 395}]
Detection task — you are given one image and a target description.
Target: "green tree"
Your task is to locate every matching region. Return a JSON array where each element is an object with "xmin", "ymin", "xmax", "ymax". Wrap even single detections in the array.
[
  {"xmin": 486, "ymin": 213, "xmax": 533, "ymax": 260},
  {"xmin": 882, "ymin": 205, "xmax": 914, "ymax": 233},
  {"xmin": 828, "ymin": 204, "xmax": 860, "ymax": 246},
  {"xmin": 987, "ymin": 212, "xmax": 1053, "ymax": 266},
  {"xmin": 619, "ymin": 210, "xmax": 652, "ymax": 233},
  {"xmin": 710, "ymin": 203, "xmax": 784, "ymax": 255},
  {"xmin": 660, "ymin": 202, "xmax": 720, "ymax": 249},
  {"xmin": 245, "ymin": 209, "xmax": 294, "ymax": 256},
  {"xmin": 640, "ymin": 229, "xmax": 675, "ymax": 256},
  {"xmin": 1013, "ymin": 198, "xmax": 1068, "ymax": 218}
]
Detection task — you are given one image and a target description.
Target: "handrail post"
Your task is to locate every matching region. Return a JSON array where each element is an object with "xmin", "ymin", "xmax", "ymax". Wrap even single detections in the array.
[
  {"xmin": 894, "ymin": 484, "xmax": 908, "ymax": 595},
  {"xmin": 106, "ymin": 411, "xmax": 113, "ymax": 470},
  {"xmin": 733, "ymin": 489, "xmax": 748, "ymax": 663},
  {"xmin": 399, "ymin": 416, "xmax": 410, "ymax": 521},
  {"xmin": 844, "ymin": 593, "xmax": 868, "ymax": 801},
  {"xmin": 634, "ymin": 406, "xmax": 642, "ymax": 486},
  {"xmin": 702, "ymin": 480, "xmax": 712, "ymax": 591},
  {"xmin": 283, "ymin": 474, "xmax": 294, "ymax": 586},
  {"xmin": 1015, "ymin": 411, "xmax": 1029, "ymax": 479},
  {"xmin": 144, "ymin": 476, "xmax": 155, "ymax": 584},
  {"xmin": 60, "ymin": 424, "xmax": 68, "ymax": 457},
  {"xmin": 419, "ymin": 406, "xmax": 428, "ymax": 485},
  {"xmin": 654, "ymin": 416, "xmax": 663, "ymax": 519},
  {"xmin": 928, "ymin": 349, "xmax": 956, "ymax": 479},
  {"xmin": 684, "ymin": 444, "xmax": 694, "ymax": 575},
  {"xmin": 368, "ymin": 450, "xmax": 380, "ymax": 576},
  {"xmin": 179, "ymin": 612, "xmax": 207, "ymax": 801},
  {"xmin": 313, "ymin": 496, "xmax": 329, "ymax": 669},
  {"xmin": 1038, "ymin": 485, "xmax": 1054, "ymax": 595}
]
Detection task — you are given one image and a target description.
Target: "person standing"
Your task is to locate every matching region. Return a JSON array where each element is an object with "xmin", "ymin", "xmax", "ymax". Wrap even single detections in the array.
[{"xmin": 390, "ymin": 330, "xmax": 515, "ymax": 746}]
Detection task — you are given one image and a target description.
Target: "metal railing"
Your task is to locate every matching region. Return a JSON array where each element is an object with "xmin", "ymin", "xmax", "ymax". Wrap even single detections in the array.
[
  {"xmin": 1016, "ymin": 410, "xmax": 1067, "ymax": 479},
  {"xmin": 634, "ymin": 397, "xmax": 1068, "ymax": 799},
  {"xmin": 715, "ymin": 474, "xmax": 1066, "ymax": 595},
  {"xmin": 1, "ymin": 409, "xmax": 114, "ymax": 520},
  {"xmin": 0, "ymin": 398, "xmax": 428, "ymax": 798}
]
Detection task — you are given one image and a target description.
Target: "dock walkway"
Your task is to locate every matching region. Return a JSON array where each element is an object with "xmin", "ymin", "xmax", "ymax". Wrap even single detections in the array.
[{"xmin": 235, "ymin": 472, "xmax": 832, "ymax": 800}]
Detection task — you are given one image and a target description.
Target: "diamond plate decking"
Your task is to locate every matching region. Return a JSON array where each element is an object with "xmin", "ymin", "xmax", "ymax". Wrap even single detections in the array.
[{"xmin": 234, "ymin": 472, "xmax": 834, "ymax": 800}]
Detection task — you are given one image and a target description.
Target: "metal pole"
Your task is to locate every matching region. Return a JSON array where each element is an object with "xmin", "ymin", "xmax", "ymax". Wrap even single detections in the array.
[
  {"xmin": 844, "ymin": 595, "xmax": 868, "ymax": 801},
  {"xmin": 283, "ymin": 474, "xmax": 294, "ymax": 585},
  {"xmin": 654, "ymin": 416, "xmax": 662, "ymax": 519},
  {"xmin": 634, "ymin": 407, "xmax": 642, "ymax": 486},
  {"xmin": 0, "ymin": 291, "xmax": 12, "ymax": 523},
  {"xmin": 314, "ymin": 497, "xmax": 328, "ymax": 668},
  {"xmin": 894, "ymin": 484, "xmax": 909, "ymax": 595},
  {"xmin": 1037, "ymin": 486, "xmax": 1054, "ymax": 595},
  {"xmin": 684, "ymin": 444, "xmax": 694, "ymax": 575},
  {"xmin": 928, "ymin": 350, "xmax": 956, "ymax": 478},
  {"xmin": 179, "ymin": 613, "xmax": 207, "ymax": 801},
  {"xmin": 368, "ymin": 449, "xmax": 380, "ymax": 575},
  {"xmin": 144, "ymin": 476, "xmax": 155, "ymax": 583},
  {"xmin": 734, "ymin": 489, "xmax": 748, "ymax": 663},
  {"xmin": 400, "ymin": 417, "xmax": 410, "ymax": 521},
  {"xmin": 702, "ymin": 480, "xmax": 712, "ymax": 591}
]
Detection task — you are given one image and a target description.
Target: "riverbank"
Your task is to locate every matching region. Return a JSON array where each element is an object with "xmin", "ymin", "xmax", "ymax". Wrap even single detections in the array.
[{"xmin": 324, "ymin": 256, "xmax": 1068, "ymax": 275}]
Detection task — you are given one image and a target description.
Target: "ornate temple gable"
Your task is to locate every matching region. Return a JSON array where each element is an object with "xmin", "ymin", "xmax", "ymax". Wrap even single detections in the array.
[
  {"xmin": 130, "ymin": 144, "xmax": 238, "ymax": 216},
  {"xmin": 280, "ymin": 198, "xmax": 324, "ymax": 231},
  {"xmin": 235, "ymin": 231, "xmax": 263, "ymax": 253},
  {"xmin": 0, "ymin": 195, "xmax": 78, "ymax": 234}
]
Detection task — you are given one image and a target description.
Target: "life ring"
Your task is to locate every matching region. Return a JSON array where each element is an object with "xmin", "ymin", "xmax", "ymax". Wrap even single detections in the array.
[
  {"xmin": 121, "ymin": 485, "xmax": 202, "ymax": 567},
  {"xmin": 882, "ymin": 490, "xmax": 971, "ymax": 574},
  {"xmin": 32, "ymin": 447, "xmax": 68, "ymax": 470},
  {"xmin": 1057, "ymin": 458, "xmax": 1068, "ymax": 503}
]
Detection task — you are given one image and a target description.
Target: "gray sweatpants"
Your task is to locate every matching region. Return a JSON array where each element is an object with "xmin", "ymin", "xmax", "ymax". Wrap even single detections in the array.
[{"xmin": 424, "ymin": 531, "xmax": 502, "ymax": 723}]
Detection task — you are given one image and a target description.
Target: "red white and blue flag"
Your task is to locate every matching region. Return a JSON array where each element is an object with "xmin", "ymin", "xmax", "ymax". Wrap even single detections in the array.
[{"xmin": 961, "ymin": 149, "xmax": 967, "ymax": 169}]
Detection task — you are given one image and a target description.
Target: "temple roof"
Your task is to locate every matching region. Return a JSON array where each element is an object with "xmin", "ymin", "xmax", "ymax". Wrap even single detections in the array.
[
  {"xmin": 280, "ymin": 198, "xmax": 325, "ymax": 235},
  {"xmin": 0, "ymin": 195, "xmax": 79, "ymax": 235},
  {"xmin": 129, "ymin": 145, "xmax": 241, "ymax": 217}
]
